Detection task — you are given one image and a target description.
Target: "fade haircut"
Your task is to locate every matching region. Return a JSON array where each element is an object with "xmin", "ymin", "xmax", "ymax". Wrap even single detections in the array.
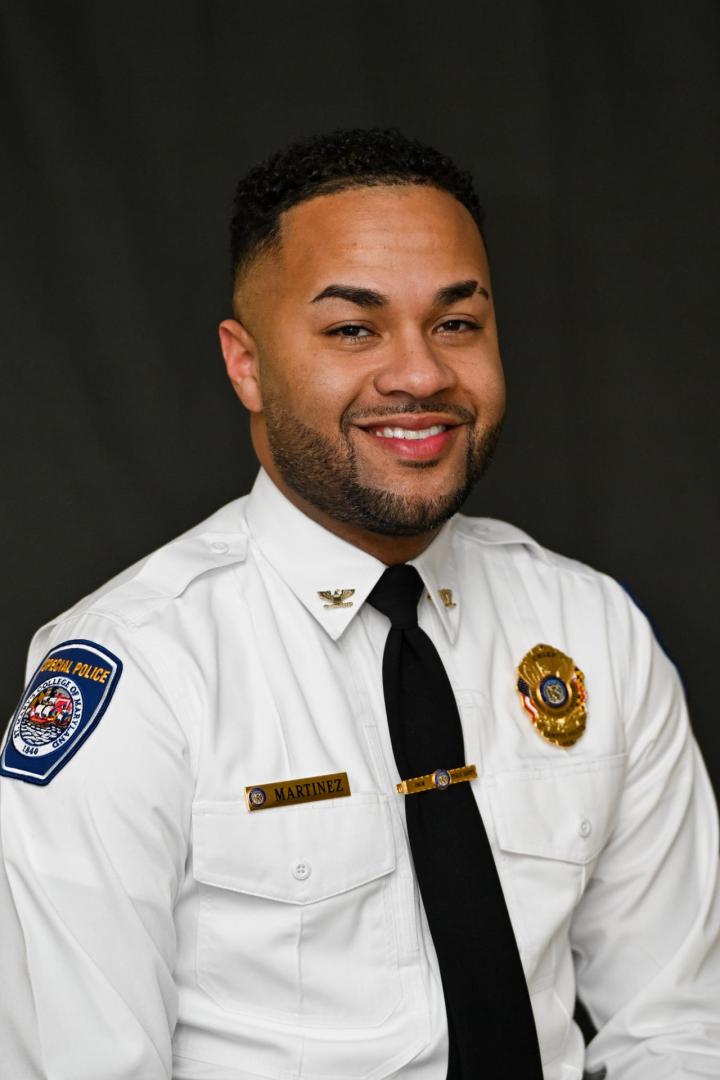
[{"xmin": 229, "ymin": 127, "xmax": 485, "ymax": 283}]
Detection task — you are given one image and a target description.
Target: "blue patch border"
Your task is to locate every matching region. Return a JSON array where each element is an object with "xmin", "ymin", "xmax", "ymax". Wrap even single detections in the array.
[{"xmin": 0, "ymin": 638, "xmax": 124, "ymax": 786}]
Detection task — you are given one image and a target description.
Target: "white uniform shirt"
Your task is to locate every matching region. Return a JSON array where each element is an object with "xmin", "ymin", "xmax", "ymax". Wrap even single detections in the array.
[{"xmin": 1, "ymin": 468, "xmax": 719, "ymax": 1080}]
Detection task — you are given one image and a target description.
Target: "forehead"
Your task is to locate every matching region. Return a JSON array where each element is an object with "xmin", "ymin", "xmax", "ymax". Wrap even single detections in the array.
[{"xmin": 273, "ymin": 184, "xmax": 488, "ymax": 291}]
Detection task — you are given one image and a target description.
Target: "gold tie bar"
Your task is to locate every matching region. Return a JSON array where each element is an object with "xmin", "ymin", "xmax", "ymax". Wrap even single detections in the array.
[{"xmin": 396, "ymin": 764, "xmax": 477, "ymax": 796}]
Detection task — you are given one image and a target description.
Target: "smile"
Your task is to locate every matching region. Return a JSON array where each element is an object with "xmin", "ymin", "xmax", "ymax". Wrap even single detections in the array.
[
  {"xmin": 372, "ymin": 424, "xmax": 447, "ymax": 441},
  {"xmin": 355, "ymin": 418, "xmax": 461, "ymax": 462}
]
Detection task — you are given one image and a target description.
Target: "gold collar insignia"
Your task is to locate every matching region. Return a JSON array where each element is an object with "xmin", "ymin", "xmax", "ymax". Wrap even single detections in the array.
[{"xmin": 318, "ymin": 589, "xmax": 355, "ymax": 609}]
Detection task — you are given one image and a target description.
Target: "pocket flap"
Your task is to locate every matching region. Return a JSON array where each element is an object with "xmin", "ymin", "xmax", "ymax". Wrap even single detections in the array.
[
  {"xmin": 491, "ymin": 755, "xmax": 627, "ymax": 864},
  {"xmin": 192, "ymin": 793, "xmax": 396, "ymax": 904}
]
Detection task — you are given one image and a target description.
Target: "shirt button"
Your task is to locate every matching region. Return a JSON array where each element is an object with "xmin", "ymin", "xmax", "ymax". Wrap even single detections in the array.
[
  {"xmin": 292, "ymin": 861, "xmax": 311, "ymax": 881},
  {"xmin": 209, "ymin": 540, "xmax": 229, "ymax": 554},
  {"xmin": 579, "ymin": 818, "xmax": 592, "ymax": 838}
]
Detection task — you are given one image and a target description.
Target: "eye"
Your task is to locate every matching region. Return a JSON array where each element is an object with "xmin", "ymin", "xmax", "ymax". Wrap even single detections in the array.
[
  {"xmin": 435, "ymin": 318, "xmax": 481, "ymax": 334},
  {"xmin": 325, "ymin": 323, "xmax": 374, "ymax": 340}
]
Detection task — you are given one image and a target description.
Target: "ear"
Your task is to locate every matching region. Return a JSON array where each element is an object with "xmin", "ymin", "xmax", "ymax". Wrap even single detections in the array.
[{"xmin": 218, "ymin": 319, "xmax": 263, "ymax": 413}]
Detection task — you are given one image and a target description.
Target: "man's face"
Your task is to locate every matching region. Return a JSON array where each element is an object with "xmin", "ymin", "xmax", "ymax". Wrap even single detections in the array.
[{"xmin": 221, "ymin": 184, "xmax": 505, "ymax": 537}]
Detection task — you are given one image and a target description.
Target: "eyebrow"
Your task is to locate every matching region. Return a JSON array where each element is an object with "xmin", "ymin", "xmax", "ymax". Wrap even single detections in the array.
[
  {"xmin": 434, "ymin": 279, "xmax": 489, "ymax": 305},
  {"xmin": 311, "ymin": 284, "xmax": 389, "ymax": 307},
  {"xmin": 310, "ymin": 278, "xmax": 489, "ymax": 308}
]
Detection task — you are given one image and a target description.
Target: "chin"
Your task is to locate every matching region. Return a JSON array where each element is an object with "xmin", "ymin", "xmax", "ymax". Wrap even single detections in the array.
[{"xmin": 362, "ymin": 458, "xmax": 456, "ymax": 493}]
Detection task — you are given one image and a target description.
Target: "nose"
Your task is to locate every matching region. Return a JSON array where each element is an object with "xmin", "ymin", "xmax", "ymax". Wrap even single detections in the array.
[{"xmin": 372, "ymin": 330, "xmax": 457, "ymax": 400}]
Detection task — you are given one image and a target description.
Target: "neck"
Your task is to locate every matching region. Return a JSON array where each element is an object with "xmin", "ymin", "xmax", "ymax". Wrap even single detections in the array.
[{"xmin": 262, "ymin": 462, "xmax": 440, "ymax": 565}]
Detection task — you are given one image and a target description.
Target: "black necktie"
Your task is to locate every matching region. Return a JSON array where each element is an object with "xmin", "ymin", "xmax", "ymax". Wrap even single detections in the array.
[{"xmin": 367, "ymin": 564, "xmax": 543, "ymax": 1079}]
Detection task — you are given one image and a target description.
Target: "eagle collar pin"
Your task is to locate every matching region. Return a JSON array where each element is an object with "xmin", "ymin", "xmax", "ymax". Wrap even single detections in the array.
[
  {"xmin": 516, "ymin": 644, "xmax": 587, "ymax": 748},
  {"xmin": 318, "ymin": 589, "xmax": 355, "ymax": 609}
]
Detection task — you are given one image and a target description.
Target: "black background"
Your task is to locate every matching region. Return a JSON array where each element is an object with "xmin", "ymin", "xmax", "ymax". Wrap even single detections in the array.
[{"xmin": 2, "ymin": 1, "xmax": 719, "ymax": 797}]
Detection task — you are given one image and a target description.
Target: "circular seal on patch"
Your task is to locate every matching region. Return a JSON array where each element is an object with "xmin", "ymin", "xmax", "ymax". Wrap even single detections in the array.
[
  {"xmin": 12, "ymin": 677, "xmax": 83, "ymax": 758},
  {"xmin": 432, "ymin": 768, "xmax": 452, "ymax": 790},
  {"xmin": 539, "ymin": 676, "xmax": 569, "ymax": 709},
  {"xmin": 248, "ymin": 787, "xmax": 267, "ymax": 808}
]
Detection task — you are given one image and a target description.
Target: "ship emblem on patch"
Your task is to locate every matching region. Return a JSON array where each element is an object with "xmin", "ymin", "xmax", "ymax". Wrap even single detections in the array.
[
  {"xmin": 18, "ymin": 680, "xmax": 82, "ymax": 749},
  {"xmin": 516, "ymin": 644, "xmax": 587, "ymax": 748},
  {"xmin": 0, "ymin": 639, "xmax": 123, "ymax": 785}
]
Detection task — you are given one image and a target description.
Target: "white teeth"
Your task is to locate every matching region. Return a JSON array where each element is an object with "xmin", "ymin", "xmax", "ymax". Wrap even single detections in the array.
[{"xmin": 374, "ymin": 424, "xmax": 446, "ymax": 440}]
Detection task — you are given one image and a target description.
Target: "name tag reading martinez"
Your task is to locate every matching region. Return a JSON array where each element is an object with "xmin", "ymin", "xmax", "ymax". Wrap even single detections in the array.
[{"xmin": 245, "ymin": 771, "xmax": 351, "ymax": 812}]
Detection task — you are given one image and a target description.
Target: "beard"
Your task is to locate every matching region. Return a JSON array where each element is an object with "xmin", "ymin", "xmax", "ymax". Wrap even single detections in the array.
[{"xmin": 262, "ymin": 394, "xmax": 503, "ymax": 537}]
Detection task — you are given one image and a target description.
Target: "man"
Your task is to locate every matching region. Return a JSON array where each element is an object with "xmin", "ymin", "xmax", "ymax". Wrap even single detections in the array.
[{"xmin": 1, "ymin": 128, "xmax": 718, "ymax": 1080}]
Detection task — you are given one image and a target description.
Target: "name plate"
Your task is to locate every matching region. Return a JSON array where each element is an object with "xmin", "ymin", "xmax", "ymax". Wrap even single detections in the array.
[{"xmin": 245, "ymin": 771, "xmax": 350, "ymax": 812}]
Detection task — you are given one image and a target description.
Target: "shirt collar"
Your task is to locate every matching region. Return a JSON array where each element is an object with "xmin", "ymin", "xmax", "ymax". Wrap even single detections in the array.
[
  {"xmin": 411, "ymin": 518, "xmax": 460, "ymax": 644},
  {"xmin": 244, "ymin": 469, "xmax": 460, "ymax": 643}
]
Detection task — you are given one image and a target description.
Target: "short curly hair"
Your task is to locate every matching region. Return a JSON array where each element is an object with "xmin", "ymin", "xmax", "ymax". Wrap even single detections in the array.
[{"xmin": 229, "ymin": 128, "xmax": 485, "ymax": 282}]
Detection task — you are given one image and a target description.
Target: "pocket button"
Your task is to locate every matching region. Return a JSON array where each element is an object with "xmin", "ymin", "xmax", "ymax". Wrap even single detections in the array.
[
  {"xmin": 292, "ymin": 860, "xmax": 312, "ymax": 881},
  {"xmin": 578, "ymin": 818, "xmax": 592, "ymax": 839}
]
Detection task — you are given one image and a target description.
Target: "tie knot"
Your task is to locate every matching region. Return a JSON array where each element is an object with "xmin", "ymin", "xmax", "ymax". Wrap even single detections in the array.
[{"xmin": 367, "ymin": 564, "xmax": 424, "ymax": 629}]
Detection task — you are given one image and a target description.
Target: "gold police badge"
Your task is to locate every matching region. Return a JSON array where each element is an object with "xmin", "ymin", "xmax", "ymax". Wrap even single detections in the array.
[{"xmin": 516, "ymin": 644, "xmax": 587, "ymax": 748}]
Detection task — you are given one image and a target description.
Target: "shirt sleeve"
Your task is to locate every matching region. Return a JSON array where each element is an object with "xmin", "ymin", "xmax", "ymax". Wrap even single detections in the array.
[
  {"xmin": 571, "ymin": 583, "xmax": 720, "ymax": 1079},
  {"xmin": 0, "ymin": 611, "xmax": 195, "ymax": 1080}
]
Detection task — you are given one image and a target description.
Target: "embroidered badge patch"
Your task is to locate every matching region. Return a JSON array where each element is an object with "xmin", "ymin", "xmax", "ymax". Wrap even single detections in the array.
[{"xmin": 0, "ymin": 639, "xmax": 123, "ymax": 785}]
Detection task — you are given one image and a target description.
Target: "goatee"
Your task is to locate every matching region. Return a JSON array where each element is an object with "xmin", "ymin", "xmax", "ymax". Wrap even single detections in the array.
[{"xmin": 263, "ymin": 397, "xmax": 503, "ymax": 537}]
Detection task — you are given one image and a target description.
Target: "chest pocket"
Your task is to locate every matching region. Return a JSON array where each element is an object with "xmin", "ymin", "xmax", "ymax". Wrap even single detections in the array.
[
  {"xmin": 192, "ymin": 793, "xmax": 400, "ymax": 1028},
  {"xmin": 487, "ymin": 755, "xmax": 626, "ymax": 1066},
  {"xmin": 488, "ymin": 754, "xmax": 627, "ymax": 959}
]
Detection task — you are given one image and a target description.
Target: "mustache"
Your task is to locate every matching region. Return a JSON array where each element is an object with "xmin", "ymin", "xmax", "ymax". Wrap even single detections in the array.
[{"xmin": 342, "ymin": 401, "xmax": 476, "ymax": 430}]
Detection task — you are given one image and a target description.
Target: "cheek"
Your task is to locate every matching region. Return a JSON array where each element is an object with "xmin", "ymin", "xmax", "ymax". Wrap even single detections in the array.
[
  {"xmin": 486, "ymin": 368, "xmax": 507, "ymax": 418},
  {"xmin": 268, "ymin": 345, "xmax": 366, "ymax": 430},
  {"xmin": 459, "ymin": 357, "xmax": 506, "ymax": 424}
]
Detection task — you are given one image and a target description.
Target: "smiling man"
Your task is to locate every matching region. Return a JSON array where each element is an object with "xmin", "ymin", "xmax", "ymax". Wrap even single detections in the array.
[
  {"xmin": 1, "ymin": 129, "xmax": 719, "ymax": 1080},
  {"xmin": 220, "ymin": 177, "xmax": 504, "ymax": 556}
]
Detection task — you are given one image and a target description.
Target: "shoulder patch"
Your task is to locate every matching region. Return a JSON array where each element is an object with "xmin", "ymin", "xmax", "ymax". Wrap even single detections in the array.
[{"xmin": 0, "ymin": 639, "xmax": 123, "ymax": 785}]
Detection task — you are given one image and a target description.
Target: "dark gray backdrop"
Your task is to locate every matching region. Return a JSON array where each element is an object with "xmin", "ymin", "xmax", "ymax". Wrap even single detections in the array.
[{"xmin": 2, "ymin": 1, "xmax": 719, "ymax": 797}]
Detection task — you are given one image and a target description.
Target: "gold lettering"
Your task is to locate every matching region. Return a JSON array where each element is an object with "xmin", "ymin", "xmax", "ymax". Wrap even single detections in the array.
[
  {"xmin": 39, "ymin": 658, "xmax": 112, "ymax": 680},
  {"xmin": 68, "ymin": 662, "xmax": 111, "ymax": 682},
  {"xmin": 41, "ymin": 658, "xmax": 73, "ymax": 674}
]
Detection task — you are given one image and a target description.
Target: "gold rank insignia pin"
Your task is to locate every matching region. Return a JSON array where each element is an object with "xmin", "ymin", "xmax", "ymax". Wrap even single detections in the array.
[
  {"xmin": 245, "ymin": 771, "xmax": 351, "ymax": 812},
  {"xmin": 516, "ymin": 644, "xmax": 587, "ymax": 748},
  {"xmin": 318, "ymin": 589, "xmax": 355, "ymax": 609},
  {"xmin": 438, "ymin": 588, "xmax": 456, "ymax": 609}
]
